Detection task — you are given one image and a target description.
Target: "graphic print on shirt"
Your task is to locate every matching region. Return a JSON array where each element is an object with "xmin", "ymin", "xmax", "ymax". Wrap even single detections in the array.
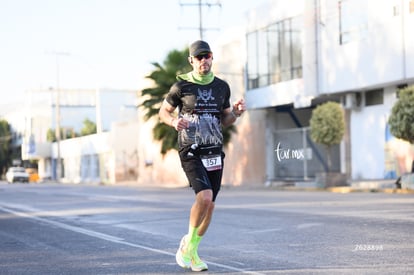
[
  {"xmin": 197, "ymin": 88, "xmax": 215, "ymax": 103},
  {"xmin": 179, "ymin": 88, "xmax": 224, "ymax": 147}
]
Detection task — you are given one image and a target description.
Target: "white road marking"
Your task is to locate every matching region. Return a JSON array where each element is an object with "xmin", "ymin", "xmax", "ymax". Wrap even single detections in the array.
[
  {"xmin": 296, "ymin": 222, "xmax": 323, "ymax": 229},
  {"xmin": 247, "ymin": 227, "xmax": 282, "ymax": 234},
  {"xmin": 0, "ymin": 204, "xmax": 265, "ymax": 275}
]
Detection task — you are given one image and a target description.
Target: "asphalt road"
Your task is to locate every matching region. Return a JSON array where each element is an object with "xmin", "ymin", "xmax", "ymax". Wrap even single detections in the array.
[{"xmin": 0, "ymin": 182, "xmax": 413, "ymax": 274}]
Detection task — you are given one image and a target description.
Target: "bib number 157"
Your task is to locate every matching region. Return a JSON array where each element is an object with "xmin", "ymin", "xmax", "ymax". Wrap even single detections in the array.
[{"xmin": 201, "ymin": 155, "xmax": 222, "ymax": 171}]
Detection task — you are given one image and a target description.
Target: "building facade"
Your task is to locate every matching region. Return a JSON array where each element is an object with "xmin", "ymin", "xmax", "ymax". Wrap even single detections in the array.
[
  {"xmin": 241, "ymin": 0, "xmax": 414, "ymax": 183},
  {"xmin": 18, "ymin": 88, "xmax": 137, "ymax": 181}
]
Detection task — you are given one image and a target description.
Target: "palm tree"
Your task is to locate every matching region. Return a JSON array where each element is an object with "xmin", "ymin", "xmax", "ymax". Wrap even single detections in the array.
[{"xmin": 140, "ymin": 47, "xmax": 236, "ymax": 155}]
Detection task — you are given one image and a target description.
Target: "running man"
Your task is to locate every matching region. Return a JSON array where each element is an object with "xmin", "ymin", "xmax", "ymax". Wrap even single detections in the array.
[{"xmin": 158, "ymin": 40, "xmax": 245, "ymax": 271}]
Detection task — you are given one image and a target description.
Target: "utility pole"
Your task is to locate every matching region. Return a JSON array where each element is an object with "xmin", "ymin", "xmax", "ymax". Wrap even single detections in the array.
[
  {"xmin": 179, "ymin": 0, "xmax": 222, "ymax": 40},
  {"xmin": 47, "ymin": 51, "xmax": 70, "ymax": 182}
]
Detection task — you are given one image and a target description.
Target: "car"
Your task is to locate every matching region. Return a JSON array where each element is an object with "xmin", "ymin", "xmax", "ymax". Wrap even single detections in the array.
[{"xmin": 6, "ymin": 167, "xmax": 29, "ymax": 183}]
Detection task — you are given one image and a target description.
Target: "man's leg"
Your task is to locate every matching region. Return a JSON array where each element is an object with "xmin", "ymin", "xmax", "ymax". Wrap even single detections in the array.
[
  {"xmin": 196, "ymin": 200, "xmax": 215, "ymax": 236},
  {"xmin": 190, "ymin": 189, "xmax": 213, "ymax": 230},
  {"xmin": 176, "ymin": 151, "xmax": 221, "ymax": 270},
  {"xmin": 176, "ymin": 189, "xmax": 213, "ymax": 270},
  {"xmin": 187, "ymin": 189, "xmax": 214, "ymax": 271},
  {"xmin": 187, "ymin": 166, "xmax": 222, "ymax": 270}
]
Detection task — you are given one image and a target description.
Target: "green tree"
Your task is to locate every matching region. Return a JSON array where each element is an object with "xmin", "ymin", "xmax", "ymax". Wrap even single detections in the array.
[
  {"xmin": 388, "ymin": 85, "xmax": 414, "ymax": 144},
  {"xmin": 310, "ymin": 101, "xmax": 345, "ymax": 172},
  {"xmin": 47, "ymin": 128, "xmax": 56, "ymax": 142},
  {"xmin": 80, "ymin": 118, "xmax": 97, "ymax": 136},
  {"xmin": 140, "ymin": 47, "xmax": 236, "ymax": 155},
  {"xmin": 0, "ymin": 120, "xmax": 11, "ymax": 174},
  {"xmin": 47, "ymin": 127, "xmax": 78, "ymax": 141}
]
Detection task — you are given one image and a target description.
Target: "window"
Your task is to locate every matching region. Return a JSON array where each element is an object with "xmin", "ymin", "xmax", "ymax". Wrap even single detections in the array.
[
  {"xmin": 268, "ymin": 23, "xmax": 280, "ymax": 83},
  {"xmin": 257, "ymin": 29, "xmax": 269, "ymax": 87},
  {"xmin": 246, "ymin": 16, "xmax": 302, "ymax": 90},
  {"xmin": 290, "ymin": 18, "xmax": 302, "ymax": 79},
  {"xmin": 339, "ymin": 0, "xmax": 368, "ymax": 44},
  {"xmin": 365, "ymin": 89, "xmax": 383, "ymax": 106},
  {"xmin": 247, "ymin": 32, "xmax": 259, "ymax": 89}
]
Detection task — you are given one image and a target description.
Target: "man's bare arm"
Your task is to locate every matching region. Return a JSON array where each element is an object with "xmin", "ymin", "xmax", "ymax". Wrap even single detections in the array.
[
  {"xmin": 158, "ymin": 99, "xmax": 189, "ymax": 131},
  {"xmin": 221, "ymin": 99, "xmax": 246, "ymax": 127}
]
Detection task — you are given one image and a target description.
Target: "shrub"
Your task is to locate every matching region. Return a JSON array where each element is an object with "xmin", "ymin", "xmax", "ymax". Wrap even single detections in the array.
[{"xmin": 310, "ymin": 101, "xmax": 345, "ymax": 171}]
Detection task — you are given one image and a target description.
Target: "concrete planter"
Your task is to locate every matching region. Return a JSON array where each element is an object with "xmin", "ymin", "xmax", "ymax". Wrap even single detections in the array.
[{"xmin": 315, "ymin": 172, "xmax": 348, "ymax": 188}]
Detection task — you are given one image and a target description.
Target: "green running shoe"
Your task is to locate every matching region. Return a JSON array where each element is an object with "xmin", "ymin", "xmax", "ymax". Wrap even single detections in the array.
[
  {"xmin": 191, "ymin": 250, "xmax": 208, "ymax": 272},
  {"xmin": 176, "ymin": 235, "xmax": 191, "ymax": 269}
]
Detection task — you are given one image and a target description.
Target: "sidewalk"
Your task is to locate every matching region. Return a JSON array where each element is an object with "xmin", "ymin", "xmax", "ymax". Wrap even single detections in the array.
[
  {"xmin": 329, "ymin": 179, "xmax": 414, "ymax": 194},
  {"xmin": 265, "ymin": 178, "xmax": 414, "ymax": 194},
  {"xmin": 108, "ymin": 177, "xmax": 414, "ymax": 194},
  {"xmin": 7, "ymin": 177, "xmax": 413, "ymax": 194}
]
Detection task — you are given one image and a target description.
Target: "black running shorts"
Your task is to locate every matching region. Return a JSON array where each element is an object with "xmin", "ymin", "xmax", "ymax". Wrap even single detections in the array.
[{"xmin": 179, "ymin": 145, "xmax": 225, "ymax": 202}]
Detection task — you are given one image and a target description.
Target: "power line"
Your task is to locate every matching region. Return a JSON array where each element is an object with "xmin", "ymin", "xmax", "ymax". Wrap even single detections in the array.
[{"xmin": 179, "ymin": 0, "xmax": 222, "ymax": 40}]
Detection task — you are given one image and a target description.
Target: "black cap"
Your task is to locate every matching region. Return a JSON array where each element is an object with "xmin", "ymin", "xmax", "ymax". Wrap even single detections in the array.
[{"xmin": 189, "ymin": 40, "xmax": 212, "ymax": 56}]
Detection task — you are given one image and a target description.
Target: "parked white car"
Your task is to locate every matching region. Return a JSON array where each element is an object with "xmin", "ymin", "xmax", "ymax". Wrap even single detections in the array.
[{"xmin": 6, "ymin": 167, "xmax": 29, "ymax": 183}]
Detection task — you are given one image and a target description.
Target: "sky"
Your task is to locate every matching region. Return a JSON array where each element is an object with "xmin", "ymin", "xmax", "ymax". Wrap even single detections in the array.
[{"xmin": 0, "ymin": 0, "xmax": 266, "ymax": 106}]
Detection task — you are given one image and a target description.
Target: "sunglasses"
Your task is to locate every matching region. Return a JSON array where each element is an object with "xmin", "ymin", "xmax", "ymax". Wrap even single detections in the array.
[{"xmin": 193, "ymin": 52, "xmax": 212, "ymax": 61}]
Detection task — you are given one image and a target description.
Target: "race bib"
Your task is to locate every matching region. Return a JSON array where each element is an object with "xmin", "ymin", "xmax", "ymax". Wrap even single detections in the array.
[{"xmin": 201, "ymin": 155, "xmax": 222, "ymax": 171}]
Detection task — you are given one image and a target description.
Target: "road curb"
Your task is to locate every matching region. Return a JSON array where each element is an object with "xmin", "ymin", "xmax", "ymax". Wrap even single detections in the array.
[{"xmin": 327, "ymin": 186, "xmax": 414, "ymax": 194}]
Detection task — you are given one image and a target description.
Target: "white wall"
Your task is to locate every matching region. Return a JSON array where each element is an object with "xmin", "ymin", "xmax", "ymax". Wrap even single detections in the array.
[
  {"xmin": 56, "ymin": 132, "xmax": 112, "ymax": 158},
  {"xmin": 52, "ymin": 120, "xmax": 141, "ymax": 184},
  {"xmin": 111, "ymin": 119, "xmax": 139, "ymax": 182},
  {"xmin": 246, "ymin": 79, "xmax": 304, "ymax": 109},
  {"xmin": 54, "ymin": 132, "xmax": 113, "ymax": 183},
  {"xmin": 350, "ymin": 105, "xmax": 388, "ymax": 179},
  {"xmin": 319, "ymin": 0, "xmax": 412, "ymax": 93},
  {"xmin": 246, "ymin": 0, "xmax": 304, "ymax": 32},
  {"xmin": 404, "ymin": 0, "xmax": 414, "ymax": 77},
  {"xmin": 350, "ymin": 87, "xmax": 399, "ymax": 179}
]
